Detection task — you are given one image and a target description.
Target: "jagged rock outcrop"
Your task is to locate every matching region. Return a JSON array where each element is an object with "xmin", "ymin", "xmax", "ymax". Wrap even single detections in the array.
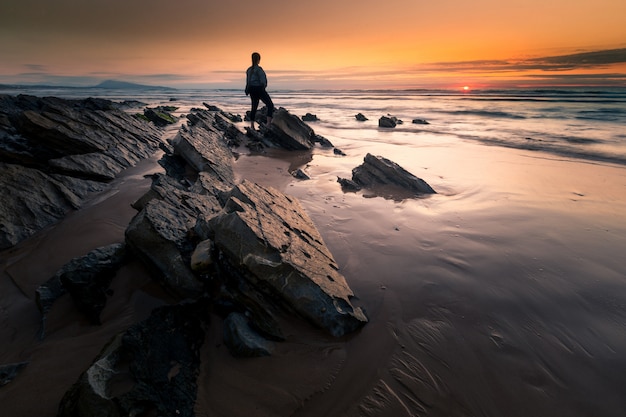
[
  {"xmin": 206, "ymin": 180, "xmax": 368, "ymax": 337},
  {"xmin": 267, "ymin": 107, "xmax": 316, "ymax": 150},
  {"xmin": 173, "ymin": 110, "xmax": 236, "ymax": 190},
  {"xmin": 21, "ymin": 101, "xmax": 369, "ymax": 415},
  {"xmin": 57, "ymin": 303, "xmax": 206, "ymax": 417},
  {"xmin": 339, "ymin": 153, "xmax": 436, "ymax": 196},
  {"xmin": 244, "ymin": 106, "xmax": 334, "ymax": 151},
  {"xmin": 0, "ymin": 95, "xmax": 162, "ymax": 249}
]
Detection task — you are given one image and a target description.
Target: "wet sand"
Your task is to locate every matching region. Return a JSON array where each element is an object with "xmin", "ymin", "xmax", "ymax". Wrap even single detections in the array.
[{"xmin": 2, "ymin": 133, "xmax": 626, "ymax": 416}]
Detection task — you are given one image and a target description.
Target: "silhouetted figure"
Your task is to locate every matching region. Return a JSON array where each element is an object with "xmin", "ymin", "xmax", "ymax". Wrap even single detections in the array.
[{"xmin": 245, "ymin": 52, "xmax": 274, "ymax": 130}]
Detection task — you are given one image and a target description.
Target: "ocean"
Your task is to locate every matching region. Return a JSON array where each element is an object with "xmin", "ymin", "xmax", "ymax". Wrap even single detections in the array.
[{"xmin": 3, "ymin": 85, "xmax": 625, "ymax": 165}]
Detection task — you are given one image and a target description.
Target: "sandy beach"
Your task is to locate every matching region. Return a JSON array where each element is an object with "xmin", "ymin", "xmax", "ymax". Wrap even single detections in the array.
[{"xmin": 1, "ymin": 107, "xmax": 626, "ymax": 416}]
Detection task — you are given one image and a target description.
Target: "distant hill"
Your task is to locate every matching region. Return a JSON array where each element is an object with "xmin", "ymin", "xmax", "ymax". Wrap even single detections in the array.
[{"xmin": 93, "ymin": 80, "xmax": 176, "ymax": 90}]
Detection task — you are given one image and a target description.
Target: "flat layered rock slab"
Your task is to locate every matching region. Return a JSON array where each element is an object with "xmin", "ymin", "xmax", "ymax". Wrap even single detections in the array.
[{"xmin": 210, "ymin": 180, "xmax": 368, "ymax": 337}]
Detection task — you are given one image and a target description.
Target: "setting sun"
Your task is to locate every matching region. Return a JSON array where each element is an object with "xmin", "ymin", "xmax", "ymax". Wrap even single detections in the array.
[{"xmin": 463, "ymin": 86, "xmax": 470, "ymax": 91}]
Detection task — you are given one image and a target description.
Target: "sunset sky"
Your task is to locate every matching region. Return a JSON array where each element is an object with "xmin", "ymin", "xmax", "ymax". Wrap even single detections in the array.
[{"xmin": 1, "ymin": 0, "xmax": 625, "ymax": 90}]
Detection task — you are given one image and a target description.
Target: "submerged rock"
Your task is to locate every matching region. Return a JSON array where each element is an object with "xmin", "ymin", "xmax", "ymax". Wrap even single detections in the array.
[
  {"xmin": 355, "ymin": 113, "xmax": 368, "ymax": 121},
  {"xmin": 302, "ymin": 112, "xmax": 319, "ymax": 122}
]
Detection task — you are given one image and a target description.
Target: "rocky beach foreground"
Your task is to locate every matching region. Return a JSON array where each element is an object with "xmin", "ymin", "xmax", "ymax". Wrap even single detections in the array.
[
  {"xmin": 2, "ymin": 93, "xmax": 626, "ymax": 417},
  {"xmin": 1, "ymin": 95, "xmax": 440, "ymax": 416}
]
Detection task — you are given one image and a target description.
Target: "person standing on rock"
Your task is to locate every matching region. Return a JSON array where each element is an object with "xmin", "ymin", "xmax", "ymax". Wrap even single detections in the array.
[{"xmin": 245, "ymin": 52, "xmax": 274, "ymax": 130}]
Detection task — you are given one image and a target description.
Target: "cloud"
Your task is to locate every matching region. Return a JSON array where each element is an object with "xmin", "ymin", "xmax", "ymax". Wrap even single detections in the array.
[{"xmin": 420, "ymin": 48, "xmax": 626, "ymax": 74}]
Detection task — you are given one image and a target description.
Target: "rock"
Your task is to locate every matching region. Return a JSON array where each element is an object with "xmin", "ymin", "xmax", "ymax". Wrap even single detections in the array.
[
  {"xmin": 203, "ymin": 102, "xmax": 221, "ymax": 111},
  {"xmin": 36, "ymin": 243, "xmax": 128, "ymax": 328},
  {"xmin": 60, "ymin": 244, "xmax": 128, "ymax": 324},
  {"xmin": 223, "ymin": 312, "xmax": 275, "ymax": 357},
  {"xmin": 355, "ymin": 113, "xmax": 368, "ymax": 121},
  {"xmin": 125, "ymin": 198, "xmax": 206, "ymax": 298},
  {"xmin": 313, "ymin": 133, "xmax": 334, "ymax": 148},
  {"xmin": 378, "ymin": 115, "xmax": 400, "ymax": 128},
  {"xmin": 351, "ymin": 153, "xmax": 436, "ymax": 195},
  {"xmin": 174, "ymin": 110, "xmax": 235, "ymax": 190},
  {"xmin": 0, "ymin": 163, "xmax": 106, "ymax": 249},
  {"xmin": 0, "ymin": 95, "xmax": 162, "ymax": 249},
  {"xmin": 337, "ymin": 177, "xmax": 362, "ymax": 192},
  {"xmin": 266, "ymin": 107, "xmax": 315, "ymax": 150},
  {"xmin": 334, "ymin": 148, "xmax": 347, "ymax": 156},
  {"xmin": 0, "ymin": 362, "xmax": 29, "ymax": 387},
  {"xmin": 57, "ymin": 302, "xmax": 207, "ymax": 417},
  {"xmin": 190, "ymin": 239, "xmax": 215, "ymax": 273},
  {"xmin": 302, "ymin": 112, "xmax": 319, "ymax": 122},
  {"xmin": 144, "ymin": 106, "xmax": 177, "ymax": 126},
  {"xmin": 48, "ymin": 153, "xmax": 125, "ymax": 181},
  {"xmin": 412, "ymin": 118, "xmax": 429, "ymax": 125},
  {"xmin": 208, "ymin": 180, "xmax": 368, "ymax": 337},
  {"xmin": 291, "ymin": 168, "xmax": 310, "ymax": 180}
]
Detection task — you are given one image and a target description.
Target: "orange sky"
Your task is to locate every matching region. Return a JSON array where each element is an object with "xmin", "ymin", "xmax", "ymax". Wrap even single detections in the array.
[{"xmin": 1, "ymin": 0, "xmax": 625, "ymax": 89}]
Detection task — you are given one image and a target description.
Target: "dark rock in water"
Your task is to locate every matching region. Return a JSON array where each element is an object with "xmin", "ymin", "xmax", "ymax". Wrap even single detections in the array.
[
  {"xmin": 57, "ymin": 302, "xmax": 207, "ymax": 417},
  {"xmin": 223, "ymin": 312, "xmax": 275, "ymax": 357},
  {"xmin": 355, "ymin": 113, "xmax": 368, "ymax": 121},
  {"xmin": 302, "ymin": 112, "xmax": 319, "ymax": 122},
  {"xmin": 351, "ymin": 153, "xmax": 436, "ymax": 195},
  {"xmin": 0, "ymin": 95, "xmax": 161, "ymax": 249},
  {"xmin": 208, "ymin": 180, "xmax": 368, "ymax": 337},
  {"xmin": 0, "ymin": 362, "xmax": 29, "ymax": 387},
  {"xmin": 36, "ymin": 243, "xmax": 128, "ymax": 330},
  {"xmin": 412, "ymin": 118, "xmax": 429, "ymax": 125},
  {"xmin": 378, "ymin": 115, "xmax": 402, "ymax": 128},
  {"xmin": 334, "ymin": 148, "xmax": 347, "ymax": 156}
]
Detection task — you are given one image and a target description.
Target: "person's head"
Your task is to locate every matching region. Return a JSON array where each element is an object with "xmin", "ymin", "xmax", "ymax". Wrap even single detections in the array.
[{"xmin": 251, "ymin": 52, "xmax": 261, "ymax": 66}]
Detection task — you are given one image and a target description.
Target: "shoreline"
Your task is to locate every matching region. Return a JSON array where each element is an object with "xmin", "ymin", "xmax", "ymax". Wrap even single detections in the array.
[{"xmin": 1, "ymin": 99, "xmax": 626, "ymax": 416}]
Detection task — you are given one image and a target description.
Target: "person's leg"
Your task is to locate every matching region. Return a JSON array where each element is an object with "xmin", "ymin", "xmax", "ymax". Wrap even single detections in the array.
[
  {"xmin": 250, "ymin": 93, "xmax": 260, "ymax": 129},
  {"xmin": 260, "ymin": 90, "xmax": 274, "ymax": 125}
]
